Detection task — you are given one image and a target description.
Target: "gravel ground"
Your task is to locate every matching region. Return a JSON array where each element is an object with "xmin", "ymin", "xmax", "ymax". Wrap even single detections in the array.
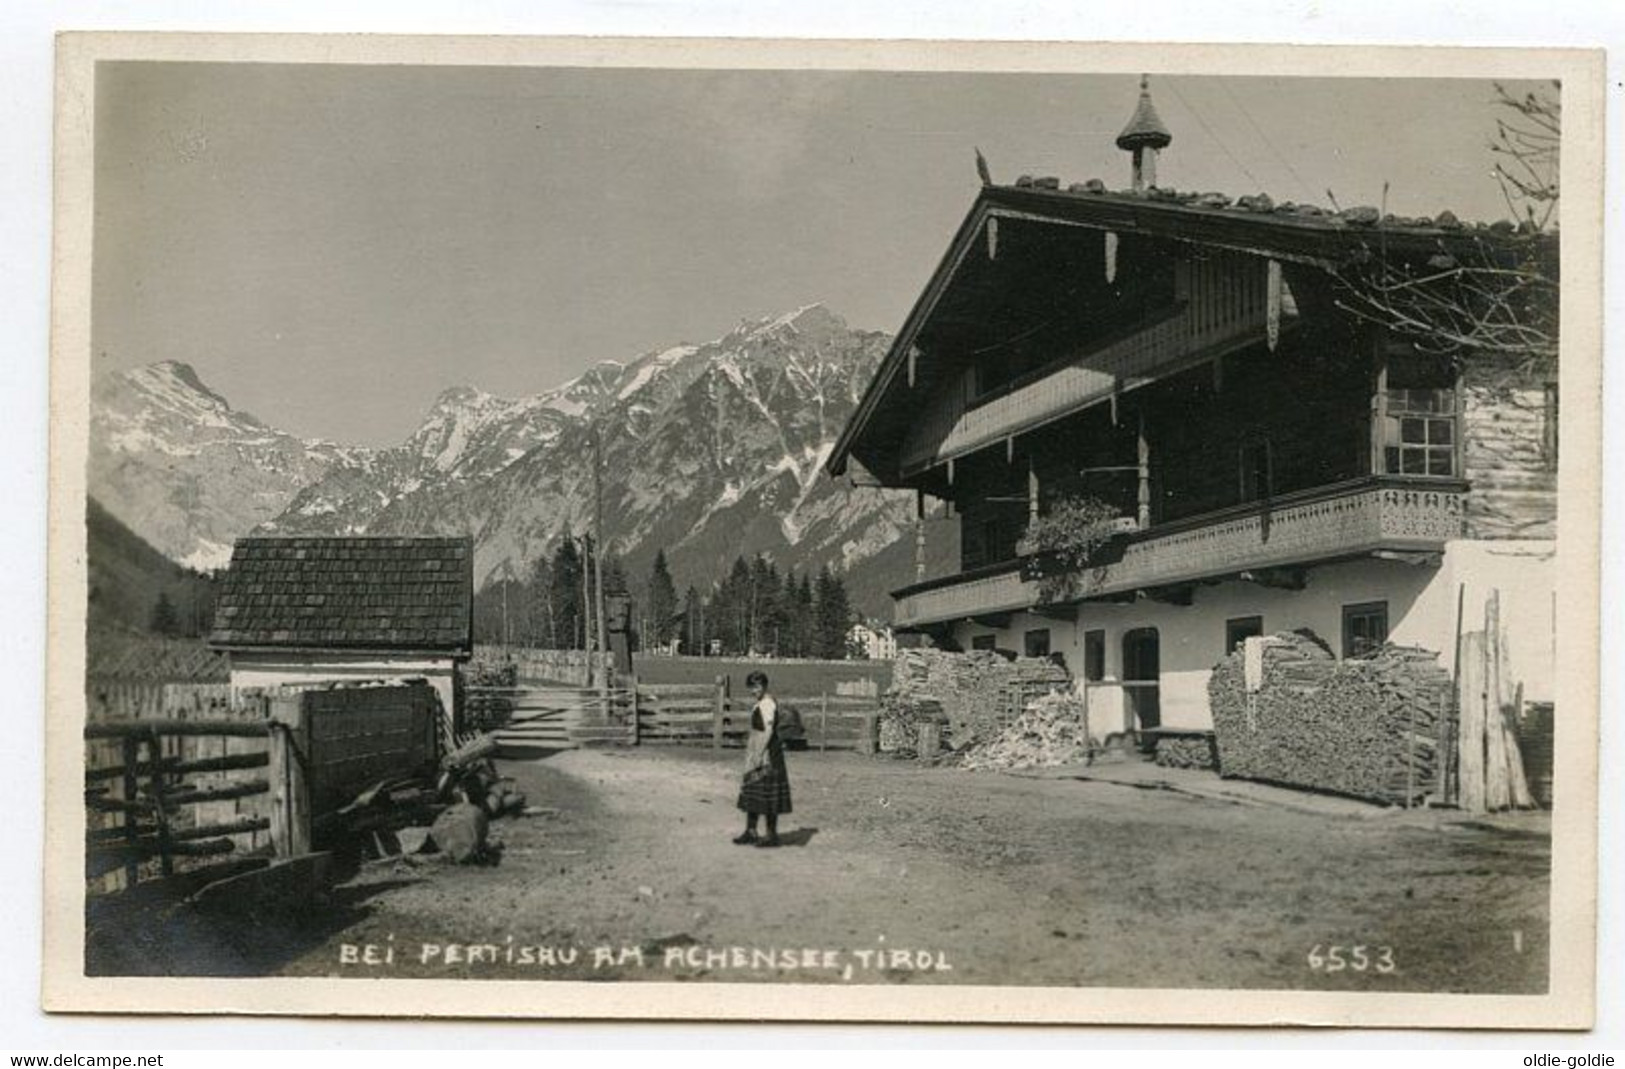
[
  {"xmin": 89, "ymin": 746, "xmax": 1551, "ymax": 993},
  {"xmin": 295, "ymin": 747, "xmax": 1551, "ymax": 992}
]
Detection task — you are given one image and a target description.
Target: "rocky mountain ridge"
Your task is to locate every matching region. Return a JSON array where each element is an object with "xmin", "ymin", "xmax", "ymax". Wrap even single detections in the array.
[{"xmin": 88, "ymin": 306, "xmax": 929, "ymax": 614}]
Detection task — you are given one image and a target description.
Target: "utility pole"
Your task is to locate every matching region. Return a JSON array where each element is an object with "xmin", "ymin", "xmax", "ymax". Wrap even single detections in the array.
[
  {"xmin": 578, "ymin": 534, "xmax": 593, "ymax": 665},
  {"xmin": 592, "ymin": 424, "xmax": 609, "ymax": 689}
]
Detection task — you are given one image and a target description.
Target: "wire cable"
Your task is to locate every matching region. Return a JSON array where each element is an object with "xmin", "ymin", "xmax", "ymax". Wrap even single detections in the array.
[
  {"xmin": 1166, "ymin": 80, "xmax": 1266, "ymax": 192},
  {"xmin": 1218, "ymin": 80, "xmax": 1320, "ymax": 204}
]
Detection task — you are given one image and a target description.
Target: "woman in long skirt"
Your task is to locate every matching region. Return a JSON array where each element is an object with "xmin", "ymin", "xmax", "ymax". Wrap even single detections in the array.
[{"xmin": 734, "ymin": 670, "xmax": 792, "ymax": 848}]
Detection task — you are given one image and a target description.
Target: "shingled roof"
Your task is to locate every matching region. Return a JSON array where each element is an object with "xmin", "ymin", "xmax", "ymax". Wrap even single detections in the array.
[{"xmin": 208, "ymin": 536, "xmax": 473, "ymax": 655}]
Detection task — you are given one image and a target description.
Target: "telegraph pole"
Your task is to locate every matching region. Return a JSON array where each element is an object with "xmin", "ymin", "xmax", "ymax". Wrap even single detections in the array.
[{"xmin": 592, "ymin": 423, "xmax": 609, "ymax": 689}]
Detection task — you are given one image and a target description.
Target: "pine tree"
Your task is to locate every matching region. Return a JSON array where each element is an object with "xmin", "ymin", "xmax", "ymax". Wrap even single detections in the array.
[
  {"xmin": 814, "ymin": 565, "xmax": 854, "ymax": 659},
  {"xmin": 681, "ymin": 584, "xmax": 702, "ymax": 655},
  {"xmin": 795, "ymin": 571, "xmax": 815, "ymax": 658},
  {"xmin": 646, "ymin": 550, "xmax": 679, "ymax": 647},
  {"xmin": 148, "ymin": 591, "xmax": 180, "ymax": 637},
  {"xmin": 718, "ymin": 556, "xmax": 752, "ymax": 654},
  {"xmin": 525, "ymin": 555, "xmax": 553, "ymax": 648},
  {"xmin": 549, "ymin": 537, "xmax": 584, "ymax": 650}
]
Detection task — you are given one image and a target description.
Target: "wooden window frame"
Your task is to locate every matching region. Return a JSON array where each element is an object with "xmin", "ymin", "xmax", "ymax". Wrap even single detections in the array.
[
  {"xmin": 1238, "ymin": 437, "xmax": 1273, "ymax": 502},
  {"xmin": 971, "ymin": 634, "xmax": 997, "ymax": 652},
  {"xmin": 1023, "ymin": 628, "xmax": 1051, "ymax": 659},
  {"xmin": 1382, "ymin": 387, "xmax": 1459, "ymax": 477},
  {"xmin": 1225, "ymin": 615, "xmax": 1264, "ymax": 655},
  {"xmin": 1341, "ymin": 601, "xmax": 1390, "ymax": 659},
  {"xmin": 1082, "ymin": 628, "xmax": 1106, "ymax": 682}
]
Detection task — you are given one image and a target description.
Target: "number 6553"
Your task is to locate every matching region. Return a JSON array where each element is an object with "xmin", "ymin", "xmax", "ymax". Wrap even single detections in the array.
[{"xmin": 1307, "ymin": 944, "xmax": 1395, "ymax": 973}]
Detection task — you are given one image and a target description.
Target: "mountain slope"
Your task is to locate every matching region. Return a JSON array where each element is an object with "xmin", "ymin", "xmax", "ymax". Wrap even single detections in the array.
[
  {"xmin": 86, "ymin": 495, "xmax": 217, "ymax": 638},
  {"xmin": 91, "ymin": 306, "xmax": 922, "ymax": 619},
  {"xmin": 88, "ymin": 361, "xmax": 373, "ymax": 571}
]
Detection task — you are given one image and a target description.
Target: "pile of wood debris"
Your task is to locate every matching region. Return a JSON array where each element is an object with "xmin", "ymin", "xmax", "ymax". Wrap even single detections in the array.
[
  {"xmin": 326, "ymin": 733, "xmax": 532, "ymax": 865},
  {"xmin": 958, "ymin": 691, "xmax": 1091, "ymax": 771}
]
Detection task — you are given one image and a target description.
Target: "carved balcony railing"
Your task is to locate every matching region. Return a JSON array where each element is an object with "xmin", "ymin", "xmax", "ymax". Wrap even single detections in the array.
[{"xmin": 892, "ymin": 477, "xmax": 1466, "ymax": 628}]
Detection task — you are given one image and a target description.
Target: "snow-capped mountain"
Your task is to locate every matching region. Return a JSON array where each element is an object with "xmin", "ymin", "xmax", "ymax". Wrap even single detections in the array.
[
  {"xmin": 88, "ymin": 361, "xmax": 373, "ymax": 571},
  {"xmin": 89, "ymin": 306, "xmax": 921, "ymax": 608}
]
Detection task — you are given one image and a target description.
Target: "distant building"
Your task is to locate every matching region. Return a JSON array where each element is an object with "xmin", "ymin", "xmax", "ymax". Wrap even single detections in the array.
[
  {"xmin": 828, "ymin": 77, "xmax": 1556, "ymax": 740},
  {"xmin": 846, "ymin": 622, "xmax": 898, "ymax": 661},
  {"xmin": 207, "ymin": 536, "xmax": 474, "ymax": 743}
]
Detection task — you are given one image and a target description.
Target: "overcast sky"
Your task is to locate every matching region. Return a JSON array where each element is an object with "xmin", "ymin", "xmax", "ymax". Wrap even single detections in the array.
[{"xmin": 92, "ymin": 64, "xmax": 1550, "ymax": 446}]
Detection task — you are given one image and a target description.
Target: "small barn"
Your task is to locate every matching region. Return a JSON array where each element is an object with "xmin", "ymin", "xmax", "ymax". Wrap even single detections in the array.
[{"xmin": 207, "ymin": 536, "xmax": 474, "ymax": 741}]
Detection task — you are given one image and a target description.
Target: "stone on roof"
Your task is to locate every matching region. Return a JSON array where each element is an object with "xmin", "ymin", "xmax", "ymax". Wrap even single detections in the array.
[
  {"xmin": 1116, "ymin": 75, "xmax": 1173, "ymax": 151},
  {"xmin": 208, "ymin": 536, "xmax": 473, "ymax": 654}
]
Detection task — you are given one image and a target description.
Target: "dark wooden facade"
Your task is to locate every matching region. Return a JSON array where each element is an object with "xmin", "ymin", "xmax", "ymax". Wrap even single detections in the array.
[{"xmin": 828, "ymin": 183, "xmax": 1557, "ymax": 624}]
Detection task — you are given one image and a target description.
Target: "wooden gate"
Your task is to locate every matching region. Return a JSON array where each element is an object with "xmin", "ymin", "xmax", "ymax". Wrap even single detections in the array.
[{"xmin": 466, "ymin": 684, "xmax": 637, "ymax": 753}]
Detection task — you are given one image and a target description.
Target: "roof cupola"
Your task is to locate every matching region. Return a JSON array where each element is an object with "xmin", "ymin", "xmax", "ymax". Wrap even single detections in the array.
[{"xmin": 1116, "ymin": 74, "xmax": 1172, "ymax": 192}]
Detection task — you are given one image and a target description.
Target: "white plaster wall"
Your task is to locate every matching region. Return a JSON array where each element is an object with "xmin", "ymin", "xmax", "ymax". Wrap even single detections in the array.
[
  {"xmin": 951, "ymin": 540, "xmax": 1555, "ymax": 734},
  {"xmin": 227, "ymin": 652, "xmax": 459, "ymax": 728}
]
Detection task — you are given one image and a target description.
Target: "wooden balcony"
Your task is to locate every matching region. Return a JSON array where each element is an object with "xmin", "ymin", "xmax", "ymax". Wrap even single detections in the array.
[
  {"xmin": 891, "ymin": 477, "xmax": 1466, "ymax": 628},
  {"xmin": 900, "ymin": 251, "xmax": 1272, "ymax": 475}
]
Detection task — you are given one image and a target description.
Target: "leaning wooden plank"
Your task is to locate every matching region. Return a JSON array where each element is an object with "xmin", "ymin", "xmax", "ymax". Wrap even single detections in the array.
[
  {"xmin": 188, "ymin": 851, "xmax": 334, "ymax": 915},
  {"xmin": 1457, "ymin": 631, "xmax": 1489, "ymax": 814}
]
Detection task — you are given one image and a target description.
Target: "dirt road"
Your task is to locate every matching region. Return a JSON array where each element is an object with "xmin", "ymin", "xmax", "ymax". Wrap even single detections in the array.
[{"xmin": 263, "ymin": 747, "xmax": 1550, "ymax": 992}]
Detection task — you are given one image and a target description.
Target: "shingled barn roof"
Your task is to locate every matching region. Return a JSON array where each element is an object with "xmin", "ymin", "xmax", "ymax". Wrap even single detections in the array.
[{"xmin": 208, "ymin": 536, "xmax": 473, "ymax": 656}]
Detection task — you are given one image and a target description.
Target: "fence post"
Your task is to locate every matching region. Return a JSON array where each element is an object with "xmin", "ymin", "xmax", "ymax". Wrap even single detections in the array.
[
  {"xmin": 268, "ymin": 695, "xmax": 311, "ymax": 858},
  {"xmin": 858, "ymin": 711, "xmax": 879, "ymax": 756},
  {"xmin": 820, "ymin": 692, "xmax": 829, "ymax": 753},
  {"xmin": 629, "ymin": 673, "xmax": 640, "ymax": 747},
  {"xmin": 712, "ymin": 675, "xmax": 728, "ymax": 750},
  {"xmin": 120, "ymin": 736, "xmax": 141, "ymax": 888},
  {"xmin": 144, "ymin": 729, "xmax": 175, "ymax": 877}
]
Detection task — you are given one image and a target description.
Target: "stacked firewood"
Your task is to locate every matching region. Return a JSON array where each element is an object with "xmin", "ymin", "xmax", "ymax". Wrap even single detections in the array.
[
  {"xmin": 884, "ymin": 649, "xmax": 1070, "ymax": 751},
  {"xmin": 1210, "ymin": 633, "xmax": 1451, "ymax": 806},
  {"xmin": 959, "ymin": 692, "xmax": 1090, "ymax": 771},
  {"xmin": 877, "ymin": 695, "xmax": 948, "ymax": 756},
  {"xmin": 1153, "ymin": 736, "xmax": 1218, "ymax": 770}
]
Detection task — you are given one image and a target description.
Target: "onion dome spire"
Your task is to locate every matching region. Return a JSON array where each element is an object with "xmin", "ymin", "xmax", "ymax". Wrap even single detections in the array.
[{"xmin": 1116, "ymin": 75, "xmax": 1172, "ymax": 192}]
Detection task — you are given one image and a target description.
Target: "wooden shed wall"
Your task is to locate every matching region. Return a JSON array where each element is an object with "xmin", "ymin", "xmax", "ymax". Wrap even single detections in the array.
[{"xmin": 1460, "ymin": 353, "xmax": 1557, "ymax": 540}]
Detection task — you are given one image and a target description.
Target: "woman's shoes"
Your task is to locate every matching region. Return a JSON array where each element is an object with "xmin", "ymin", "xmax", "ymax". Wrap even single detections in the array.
[
  {"xmin": 732, "ymin": 830, "xmax": 758, "ymax": 845},
  {"xmin": 755, "ymin": 836, "xmax": 781, "ymax": 849}
]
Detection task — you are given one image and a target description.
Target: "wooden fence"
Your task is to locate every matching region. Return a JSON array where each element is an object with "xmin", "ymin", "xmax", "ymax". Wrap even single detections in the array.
[
  {"xmin": 86, "ymin": 683, "xmax": 448, "ymax": 896},
  {"xmin": 635, "ymin": 676, "xmax": 880, "ymax": 752},
  {"xmin": 467, "ymin": 684, "xmax": 637, "ymax": 753},
  {"xmin": 85, "ymin": 704, "xmax": 277, "ymax": 895}
]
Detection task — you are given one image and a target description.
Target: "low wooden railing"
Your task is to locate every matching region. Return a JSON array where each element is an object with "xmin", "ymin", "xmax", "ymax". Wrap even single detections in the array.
[{"xmin": 635, "ymin": 676, "xmax": 880, "ymax": 752}]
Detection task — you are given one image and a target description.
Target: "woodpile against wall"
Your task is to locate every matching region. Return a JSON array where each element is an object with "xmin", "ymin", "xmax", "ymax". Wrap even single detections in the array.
[
  {"xmin": 1153, "ymin": 735, "xmax": 1219, "ymax": 770},
  {"xmin": 881, "ymin": 648, "xmax": 1071, "ymax": 753},
  {"xmin": 959, "ymin": 691, "xmax": 1090, "ymax": 770},
  {"xmin": 1209, "ymin": 631, "xmax": 1451, "ymax": 806}
]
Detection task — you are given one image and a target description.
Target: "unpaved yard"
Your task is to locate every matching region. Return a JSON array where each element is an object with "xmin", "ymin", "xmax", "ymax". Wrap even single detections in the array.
[{"xmin": 94, "ymin": 747, "xmax": 1551, "ymax": 992}]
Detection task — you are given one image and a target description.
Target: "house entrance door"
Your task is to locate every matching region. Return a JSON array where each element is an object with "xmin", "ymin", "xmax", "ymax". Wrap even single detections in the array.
[{"xmin": 1122, "ymin": 627, "xmax": 1161, "ymax": 743}]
